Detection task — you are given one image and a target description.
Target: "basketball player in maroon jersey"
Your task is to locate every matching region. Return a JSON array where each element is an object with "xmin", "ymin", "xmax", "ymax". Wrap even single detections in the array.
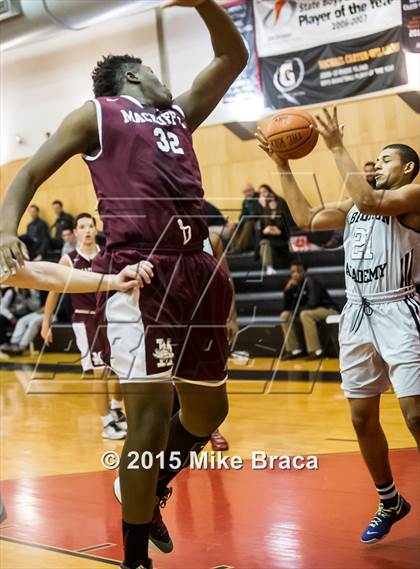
[
  {"xmin": 0, "ymin": 1, "xmax": 247, "ymax": 567},
  {"xmin": 41, "ymin": 213, "xmax": 128, "ymax": 440}
]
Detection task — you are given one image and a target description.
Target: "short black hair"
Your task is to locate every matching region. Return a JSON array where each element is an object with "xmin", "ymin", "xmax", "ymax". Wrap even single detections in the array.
[
  {"xmin": 289, "ymin": 260, "xmax": 306, "ymax": 270},
  {"xmin": 383, "ymin": 144, "xmax": 420, "ymax": 181},
  {"xmin": 74, "ymin": 213, "xmax": 96, "ymax": 229},
  {"xmin": 61, "ymin": 224, "xmax": 74, "ymax": 234},
  {"xmin": 92, "ymin": 54, "xmax": 143, "ymax": 97},
  {"xmin": 364, "ymin": 161, "xmax": 375, "ymax": 168},
  {"xmin": 52, "ymin": 200, "xmax": 63, "ymax": 207},
  {"xmin": 29, "ymin": 205, "xmax": 39, "ymax": 212}
]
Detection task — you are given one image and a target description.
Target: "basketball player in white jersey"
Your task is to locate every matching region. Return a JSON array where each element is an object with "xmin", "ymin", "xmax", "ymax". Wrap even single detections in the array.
[
  {"xmin": 41, "ymin": 213, "xmax": 128, "ymax": 440},
  {"xmin": 257, "ymin": 106, "xmax": 419, "ymax": 543}
]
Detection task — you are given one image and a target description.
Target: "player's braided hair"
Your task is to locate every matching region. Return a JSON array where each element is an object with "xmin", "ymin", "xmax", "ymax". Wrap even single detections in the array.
[
  {"xmin": 91, "ymin": 54, "xmax": 143, "ymax": 97},
  {"xmin": 383, "ymin": 144, "xmax": 420, "ymax": 181}
]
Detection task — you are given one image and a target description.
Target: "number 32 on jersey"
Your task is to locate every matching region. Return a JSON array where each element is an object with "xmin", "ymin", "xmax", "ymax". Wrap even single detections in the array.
[{"xmin": 153, "ymin": 127, "xmax": 185, "ymax": 155}]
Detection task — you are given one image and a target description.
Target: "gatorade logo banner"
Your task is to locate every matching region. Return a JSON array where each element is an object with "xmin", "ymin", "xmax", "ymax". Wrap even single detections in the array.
[
  {"xmin": 260, "ymin": 26, "xmax": 407, "ymax": 107},
  {"xmin": 253, "ymin": 0, "xmax": 403, "ymax": 57}
]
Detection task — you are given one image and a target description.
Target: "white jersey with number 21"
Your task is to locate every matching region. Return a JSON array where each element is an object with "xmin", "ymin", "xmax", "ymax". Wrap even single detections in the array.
[{"xmin": 344, "ymin": 206, "xmax": 420, "ymax": 296}]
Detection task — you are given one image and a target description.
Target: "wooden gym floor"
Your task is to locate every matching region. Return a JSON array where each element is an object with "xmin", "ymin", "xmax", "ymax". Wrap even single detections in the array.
[{"xmin": 0, "ymin": 354, "xmax": 418, "ymax": 569}]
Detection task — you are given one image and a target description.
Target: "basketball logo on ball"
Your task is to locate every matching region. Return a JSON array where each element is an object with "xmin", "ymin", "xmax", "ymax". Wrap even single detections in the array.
[{"xmin": 266, "ymin": 108, "xmax": 319, "ymax": 160}]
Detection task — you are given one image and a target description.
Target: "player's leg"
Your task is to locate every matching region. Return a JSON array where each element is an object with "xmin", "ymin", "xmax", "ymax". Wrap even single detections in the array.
[
  {"xmin": 93, "ymin": 369, "xmax": 126, "ymax": 439},
  {"xmin": 109, "ymin": 381, "xmax": 127, "ymax": 430},
  {"xmin": 120, "ymin": 381, "xmax": 174, "ymax": 569},
  {"xmin": 399, "ymin": 396, "xmax": 420, "ymax": 448},
  {"xmin": 348, "ymin": 395, "xmax": 410, "ymax": 542},
  {"xmin": 343, "ymin": 299, "xmax": 415, "ymax": 543},
  {"xmin": 73, "ymin": 319, "xmax": 126, "ymax": 439},
  {"xmin": 156, "ymin": 381, "xmax": 228, "ymax": 497},
  {"xmin": 348, "ymin": 395, "xmax": 392, "ymax": 484}
]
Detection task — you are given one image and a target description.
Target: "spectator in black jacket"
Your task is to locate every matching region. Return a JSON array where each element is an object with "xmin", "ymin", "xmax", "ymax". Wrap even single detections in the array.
[
  {"xmin": 259, "ymin": 196, "xmax": 290, "ymax": 274},
  {"xmin": 19, "ymin": 205, "xmax": 50, "ymax": 260},
  {"xmin": 280, "ymin": 263, "xmax": 338, "ymax": 360},
  {"xmin": 50, "ymin": 201, "xmax": 74, "ymax": 249},
  {"xmin": 230, "ymin": 184, "xmax": 260, "ymax": 253}
]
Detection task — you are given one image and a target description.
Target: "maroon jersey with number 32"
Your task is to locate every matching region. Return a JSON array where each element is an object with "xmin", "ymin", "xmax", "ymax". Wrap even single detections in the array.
[{"xmin": 83, "ymin": 95, "xmax": 208, "ymax": 254}]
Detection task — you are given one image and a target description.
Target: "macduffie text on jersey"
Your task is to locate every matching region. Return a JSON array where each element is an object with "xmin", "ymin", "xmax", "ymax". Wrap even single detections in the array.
[{"xmin": 83, "ymin": 95, "xmax": 208, "ymax": 253}]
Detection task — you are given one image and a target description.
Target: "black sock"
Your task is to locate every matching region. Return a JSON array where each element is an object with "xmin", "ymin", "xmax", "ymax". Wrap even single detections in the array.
[
  {"xmin": 376, "ymin": 480, "xmax": 399, "ymax": 508},
  {"xmin": 122, "ymin": 520, "xmax": 150, "ymax": 569},
  {"xmin": 156, "ymin": 412, "xmax": 210, "ymax": 498}
]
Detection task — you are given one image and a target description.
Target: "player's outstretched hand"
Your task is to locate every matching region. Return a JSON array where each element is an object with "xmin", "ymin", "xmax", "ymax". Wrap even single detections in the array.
[
  {"xmin": 113, "ymin": 261, "xmax": 155, "ymax": 292},
  {"xmin": 0, "ymin": 233, "xmax": 29, "ymax": 276},
  {"xmin": 161, "ymin": 0, "xmax": 207, "ymax": 8},
  {"xmin": 315, "ymin": 106, "xmax": 345, "ymax": 151},
  {"xmin": 255, "ymin": 127, "xmax": 289, "ymax": 170}
]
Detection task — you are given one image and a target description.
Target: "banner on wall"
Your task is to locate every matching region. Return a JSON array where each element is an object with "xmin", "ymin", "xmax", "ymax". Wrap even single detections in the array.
[
  {"xmin": 401, "ymin": 0, "xmax": 420, "ymax": 52},
  {"xmin": 253, "ymin": 0, "xmax": 403, "ymax": 57},
  {"xmin": 260, "ymin": 26, "xmax": 407, "ymax": 108},
  {"xmin": 222, "ymin": 0, "xmax": 261, "ymax": 103}
]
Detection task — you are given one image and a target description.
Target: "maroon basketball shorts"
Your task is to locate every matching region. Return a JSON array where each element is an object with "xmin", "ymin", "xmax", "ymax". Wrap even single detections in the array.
[
  {"xmin": 93, "ymin": 250, "xmax": 232, "ymax": 386},
  {"xmin": 72, "ymin": 312, "xmax": 105, "ymax": 372}
]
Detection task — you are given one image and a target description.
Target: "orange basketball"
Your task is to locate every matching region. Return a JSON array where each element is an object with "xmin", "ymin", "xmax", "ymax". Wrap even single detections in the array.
[{"xmin": 266, "ymin": 108, "xmax": 318, "ymax": 160}]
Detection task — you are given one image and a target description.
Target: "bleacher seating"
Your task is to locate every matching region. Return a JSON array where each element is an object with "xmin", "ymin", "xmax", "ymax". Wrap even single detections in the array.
[{"xmin": 228, "ymin": 248, "xmax": 345, "ymax": 357}]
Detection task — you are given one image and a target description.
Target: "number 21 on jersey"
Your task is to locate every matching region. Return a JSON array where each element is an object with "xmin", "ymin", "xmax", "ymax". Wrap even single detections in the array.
[
  {"xmin": 153, "ymin": 128, "xmax": 185, "ymax": 155},
  {"xmin": 351, "ymin": 227, "xmax": 374, "ymax": 260}
]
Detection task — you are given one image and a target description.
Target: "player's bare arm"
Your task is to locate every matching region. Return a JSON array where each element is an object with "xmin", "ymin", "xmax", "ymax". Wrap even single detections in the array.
[
  {"xmin": 41, "ymin": 255, "xmax": 73, "ymax": 346},
  {"xmin": 256, "ymin": 127, "xmax": 353, "ymax": 232},
  {"xmin": 170, "ymin": 0, "xmax": 248, "ymax": 132},
  {"xmin": 2, "ymin": 260, "xmax": 154, "ymax": 293},
  {"xmin": 316, "ymin": 106, "xmax": 420, "ymax": 218},
  {"xmin": 0, "ymin": 102, "xmax": 99, "ymax": 272},
  {"xmin": 209, "ymin": 230, "xmax": 239, "ymax": 343}
]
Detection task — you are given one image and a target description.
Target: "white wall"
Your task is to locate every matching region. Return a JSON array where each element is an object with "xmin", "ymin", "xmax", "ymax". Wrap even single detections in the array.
[
  {"xmin": 0, "ymin": 4, "xmax": 265, "ymax": 165},
  {"xmin": 0, "ymin": 9, "xmax": 160, "ymax": 164}
]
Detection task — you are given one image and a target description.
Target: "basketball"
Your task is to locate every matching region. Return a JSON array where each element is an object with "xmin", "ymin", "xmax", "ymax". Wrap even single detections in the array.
[{"xmin": 266, "ymin": 108, "xmax": 319, "ymax": 160}]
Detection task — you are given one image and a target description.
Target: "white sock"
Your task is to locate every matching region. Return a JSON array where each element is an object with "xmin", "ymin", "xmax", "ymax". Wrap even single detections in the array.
[
  {"xmin": 315, "ymin": 348, "xmax": 323, "ymax": 356},
  {"xmin": 110, "ymin": 399, "xmax": 123, "ymax": 410},
  {"xmin": 291, "ymin": 349, "xmax": 302, "ymax": 356},
  {"xmin": 101, "ymin": 413, "xmax": 114, "ymax": 427}
]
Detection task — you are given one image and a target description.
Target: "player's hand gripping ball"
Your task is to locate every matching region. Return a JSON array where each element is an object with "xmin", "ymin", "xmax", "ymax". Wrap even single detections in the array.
[{"xmin": 266, "ymin": 108, "xmax": 319, "ymax": 160}]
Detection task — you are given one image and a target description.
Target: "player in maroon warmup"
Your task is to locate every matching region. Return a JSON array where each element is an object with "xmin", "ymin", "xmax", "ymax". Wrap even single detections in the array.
[
  {"xmin": 41, "ymin": 213, "xmax": 128, "ymax": 440},
  {"xmin": 0, "ymin": 1, "xmax": 247, "ymax": 568}
]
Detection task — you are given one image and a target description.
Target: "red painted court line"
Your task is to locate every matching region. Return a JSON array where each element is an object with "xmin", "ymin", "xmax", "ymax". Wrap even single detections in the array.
[{"xmin": 0, "ymin": 450, "xmax": 419, "ymax": 569}]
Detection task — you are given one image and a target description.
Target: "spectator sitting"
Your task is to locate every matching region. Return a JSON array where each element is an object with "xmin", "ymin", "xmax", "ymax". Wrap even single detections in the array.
[
  {"xmin": 258, "ymin": 184, "xmax": 296, "ymax": 230},
  {"xmin": 50, "ymin": 200, "xmax": 74, "ymax": 249},
  {"xmin": 363, "ymin": 161, "xmax": 376, "ymax": 188},
  {"xmin": 0, "ymin": 287, "xmax": 41, "ymax": 346},
  {"xmin": 0, "ymin": 305, "xmax": 45, "ymax": 356},
  {"xmin": 259, "ymin": 196, "xmax": 290, "ymax": 275},
  {"xmin": 280, "ymin": 263, "xmax": 338, "ymax": 360},
  {"xmin": 61, "ymin": 224, "xmax": 77, "ymax": 256},
  {"xmin": 19, "ymin": 205, "xmax": 50, "ymax": 260},
  {"xmin": 230, "ymin": 184, "xmax": 260, "ymax": 254},
  {"xmin": 203, "ymin": 199, "xmax": 235, "ymax": 241}
]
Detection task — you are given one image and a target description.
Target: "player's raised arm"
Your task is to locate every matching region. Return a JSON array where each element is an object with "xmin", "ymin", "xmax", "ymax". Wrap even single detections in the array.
[
  {"xmin": 315, "ymin": 106, "xmax": 420, "ymax": 216},
  {"xmin": 256, "ymin": 127, "xmax": 353, "ymax": 232},
  {"xmin": 0, "ymin": 102, "xmax": 99, "ymax": 272},
  {"xmin": 166, "ymin": 0, "xmax": 248, "ymax": 132}
]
